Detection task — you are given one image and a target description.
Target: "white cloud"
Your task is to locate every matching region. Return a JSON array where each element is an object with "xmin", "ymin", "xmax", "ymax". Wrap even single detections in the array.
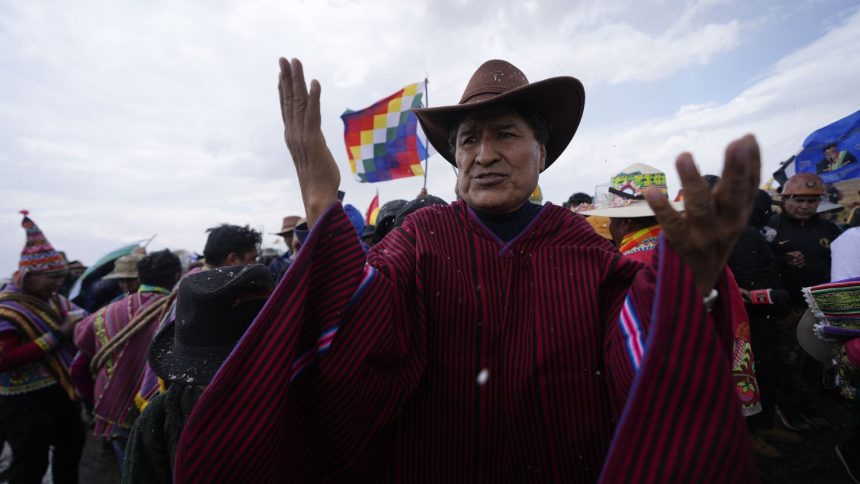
[
  {"xmin": 542, "ymin": 7, "xmax": 860, "ymax": 201},
  {"xmin": 560, "ymin": 20, "xmax": 739, "ymax": 84}
]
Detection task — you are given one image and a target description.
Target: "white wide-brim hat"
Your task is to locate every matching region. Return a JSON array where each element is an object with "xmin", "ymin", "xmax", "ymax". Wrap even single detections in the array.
[
  {"xmin": 577, "ymin": 199, "xmax": 684, "ymax": 218},
  {"xmin": 576, "ymin": 162, "xmax": 684, "ymax": 218}
]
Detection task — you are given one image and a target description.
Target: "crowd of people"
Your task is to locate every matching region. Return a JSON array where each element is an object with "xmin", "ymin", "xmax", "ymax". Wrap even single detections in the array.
[{"xmin": 0, "ymin": 57, "xmax": 858, "ymax": 483}]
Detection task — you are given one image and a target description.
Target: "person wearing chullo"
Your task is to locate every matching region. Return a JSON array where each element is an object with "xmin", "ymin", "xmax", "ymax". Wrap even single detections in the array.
[
  {"xmin": 0, "ymin": 211, "xmax": 87, "ymax": 484},
  {"xmin": 174, "ymin": 58, "xmax": 763, "ymax": 482},
  {"xmin": 122, "ymin": 264, "xmax": 274, "ymax": 484}
]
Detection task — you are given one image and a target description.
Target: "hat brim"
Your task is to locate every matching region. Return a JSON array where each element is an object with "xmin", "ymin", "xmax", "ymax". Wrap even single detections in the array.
[
  {"xmin": 148, "ymin": 321, "xmax": 228, "ymax": 385},
  {"xmin": 780, "ymin": 191, "xmax": 825, "ymax": 198},
  {"xmin": 103, "ymin": 272, "xmax": 137, "ymax": 280},
  {"xmin": 577, "ymin": 200, "xmax": 684, "ymax": 218},
  {"xmin": 817, "ymin": 201, "xmax": 844, "ymax": 214},
  {"xmin": 796, "ymin": 310, "xmax": 838, "ymax": 362},
  {"xmin": 412, "ymin": 76, "xmax": 585, "ymax": 170}
]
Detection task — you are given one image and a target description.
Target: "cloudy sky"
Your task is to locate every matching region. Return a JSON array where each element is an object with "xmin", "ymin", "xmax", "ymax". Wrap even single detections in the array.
[{"xmin": 2, "ymin": 0, "xmax": 859, "ymax": 276}]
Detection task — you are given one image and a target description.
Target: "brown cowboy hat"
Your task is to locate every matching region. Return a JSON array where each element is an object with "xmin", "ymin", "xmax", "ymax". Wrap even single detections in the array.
[
  {"xmin": 273, "ymin": 215, "xmax": 301, "ymax": 236},
  {"xmin": 411, "ymin": 59, "xmax": 585, "ymax": 170}
]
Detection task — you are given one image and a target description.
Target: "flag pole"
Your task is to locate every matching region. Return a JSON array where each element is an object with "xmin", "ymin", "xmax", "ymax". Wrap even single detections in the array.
[{"xmin": 422, "ymin": 76, "xmax": 430, "ymax": 189}]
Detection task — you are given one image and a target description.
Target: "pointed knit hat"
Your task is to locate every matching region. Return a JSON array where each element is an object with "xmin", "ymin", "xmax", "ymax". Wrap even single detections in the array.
[{"xmin": 17, "ymin": 210, "xmax": 68, "ymax": 276}]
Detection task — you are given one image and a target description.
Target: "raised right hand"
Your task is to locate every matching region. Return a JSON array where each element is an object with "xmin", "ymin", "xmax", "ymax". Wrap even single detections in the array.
[{"xmin": 278, "ymin": 58, "xmax": 341, "ymax": 228}]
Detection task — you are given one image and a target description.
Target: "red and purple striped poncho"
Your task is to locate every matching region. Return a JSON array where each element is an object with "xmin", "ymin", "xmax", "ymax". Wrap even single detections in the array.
[
  {"xmin": 175, "ymin": 201, "xmax": 758, "ymax": 483},
  {"xmin": 73, "ymin": 290, "xmax": 168, "ymax": 437}
]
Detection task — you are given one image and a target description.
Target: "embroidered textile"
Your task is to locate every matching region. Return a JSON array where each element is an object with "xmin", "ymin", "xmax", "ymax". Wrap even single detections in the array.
[
  {"xmin": 75, "ymin": 289, "xmax": 170, "ymax": 437},
  {"xmin": 0, "ymin": 284, "xmax": 77, "ymax": 399}
]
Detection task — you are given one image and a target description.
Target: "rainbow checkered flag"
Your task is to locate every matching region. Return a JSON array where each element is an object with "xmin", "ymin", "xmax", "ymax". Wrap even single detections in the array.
[{"xmin": 341, "ymin": 82, "xmax": 429, "ymax": 183}]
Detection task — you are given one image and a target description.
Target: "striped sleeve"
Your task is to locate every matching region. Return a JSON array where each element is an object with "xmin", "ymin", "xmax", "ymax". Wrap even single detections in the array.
[
  {"xmin": 598, "ymin": 236, "xmax": 758, "ymax": 483},
  {"xmin": 175, "ymin": 202, "xmax": 426, "ymax": 483},
  {"xmin": 73, "ymin": 310, "xmax": 99, "ymax": 358},
  {"xmin": 602, "ymin": 252, "xmax": 654, "ymax": 412}
]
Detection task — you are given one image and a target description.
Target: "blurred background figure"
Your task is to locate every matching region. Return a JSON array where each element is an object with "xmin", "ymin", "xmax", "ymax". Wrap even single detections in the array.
[{"xmin": 103, "ymin": 254, "xmax": 145, "ymax": 297}]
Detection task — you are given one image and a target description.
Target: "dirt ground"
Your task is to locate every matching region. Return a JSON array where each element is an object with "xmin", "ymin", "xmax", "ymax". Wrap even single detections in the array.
[
  {"xmin": 0, "ymin": 432, "xmax": 120, "ymax": 484},
  {"xmin": 756, "ymin": 391, "xmax": 857, "ymax": 483}
]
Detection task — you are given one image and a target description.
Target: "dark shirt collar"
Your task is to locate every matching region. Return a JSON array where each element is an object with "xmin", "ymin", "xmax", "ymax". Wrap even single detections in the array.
[{"xmin": 472, "ymin": 202, "xmax": 543, "ymax": 242}]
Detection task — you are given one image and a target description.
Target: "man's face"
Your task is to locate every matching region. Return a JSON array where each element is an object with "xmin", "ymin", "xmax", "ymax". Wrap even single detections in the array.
[
  {"xmin": 783, "ymin": 195, "xmax": 820, "ymax": 221},
  {"xmin": 608, "ymin": 218, "xmax": 632, "ymax": 248},
  {"xmin": 22, "ymin": 270, "xmax": 67, "ymax": 299},
  {"xmin": 291, "ymin": 234, "xmax": 301, "ymax": 256},
  {"xmin": 825, "ymin": 147, "xmax": 837, "ymax": 161},
  {"xmin": 281, "ymin": 231, "xmax": 294, "ymax": 251},
  {"xmin": 454, "ymin": 106, "xmax": 546, "ymax": 214},
  {"xmin": 223, "ymin": 248, "xmax": 259, "ymax": 267},
  {"xmin": 238, "ymin": 248, "xmax": 259, "ymax": 265}
]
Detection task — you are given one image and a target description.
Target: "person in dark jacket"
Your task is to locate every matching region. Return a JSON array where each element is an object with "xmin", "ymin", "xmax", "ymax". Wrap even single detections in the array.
[
  {"xmin": 122, "ymin": 264, "xmax": 274, "ymax": 483},
  {"xmin": 768, "ymin": 174, "xmax": 842, "ymax": 307},
  {"xmin": 727, "ymin": 190, "xmax": 799, "ymax": 457},
  {"xmin": 767, "ymin": 173, "xmax": 842, "ymax": 431}
]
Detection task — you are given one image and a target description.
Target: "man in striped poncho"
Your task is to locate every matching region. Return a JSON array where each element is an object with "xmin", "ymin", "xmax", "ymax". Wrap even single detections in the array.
[
  {"xmin": 174, "ymin": 59, "xmax": 763, "ymax": 483},
  {"xmin": 72, "ymin": 250, "xmax": 182, "ymax": 470}
]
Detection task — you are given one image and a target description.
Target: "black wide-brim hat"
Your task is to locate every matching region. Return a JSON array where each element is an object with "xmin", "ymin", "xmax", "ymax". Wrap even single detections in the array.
[
  {"xmin": 148, "ymin": 264, "xmax": 274, "ymax": 385},
  {"xmin": 411, "ymin": 59, "xmax": 585, "ymax": 170}
]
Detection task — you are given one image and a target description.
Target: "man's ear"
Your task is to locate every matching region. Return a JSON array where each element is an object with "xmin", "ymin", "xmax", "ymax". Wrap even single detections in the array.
[{"xmin": 225, "ymin": 252, "xmax": 240, "ymax": 266}]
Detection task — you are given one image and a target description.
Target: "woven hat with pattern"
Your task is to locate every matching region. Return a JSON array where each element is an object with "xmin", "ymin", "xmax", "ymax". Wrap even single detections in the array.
[
  {"xmin": 576, "ymin": 163, "xmax": 684, "ymax": 218},
  {"xmin": 802, "ymin": 277, "xmax": 860, "ymax": 339},
  {"xmin": 17, "ymin": 210, "xmax": 68, "ymax": 277}
]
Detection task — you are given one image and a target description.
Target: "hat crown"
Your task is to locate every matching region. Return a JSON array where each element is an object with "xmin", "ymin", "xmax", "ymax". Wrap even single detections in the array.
[
  {"xmin": 115, "ymin": 254, "xmax": 143, "ymax": 272},
  {"xmin": 174, "ymin": 264, "xmax": 274, "ymax": 348},
  {"xmin": 610, "ymin": 163, "xmax": 668, "ymax": 198},
  {"xmin": 459, "ymin": 60, "xmax": 530, "ymax": 105},
  {"xmin": 279, "ymin": 215, "xmax": 301, "ymax": 234},
  {"xmin": 18, "ymin": 212, "xmax": 67, "ymax": 275},
  {"xmin": 574, "ymin": 162, "xmax": 682, "ymax": 218},
  {"xmin": 783, "ymin": 173, "xmax": 824, "ymax": 196}
]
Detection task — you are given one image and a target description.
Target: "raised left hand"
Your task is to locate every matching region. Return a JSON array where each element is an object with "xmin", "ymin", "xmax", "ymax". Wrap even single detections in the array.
[{"xmin": 646, "ymin": 134, "xmax": 761, "ymax": 296}]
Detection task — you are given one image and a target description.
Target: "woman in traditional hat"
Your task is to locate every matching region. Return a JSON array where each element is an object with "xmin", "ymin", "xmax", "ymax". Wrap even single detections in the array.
[{"xmin": 174, "ymin": 58, "xmax": 763, "ymax": 483}]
